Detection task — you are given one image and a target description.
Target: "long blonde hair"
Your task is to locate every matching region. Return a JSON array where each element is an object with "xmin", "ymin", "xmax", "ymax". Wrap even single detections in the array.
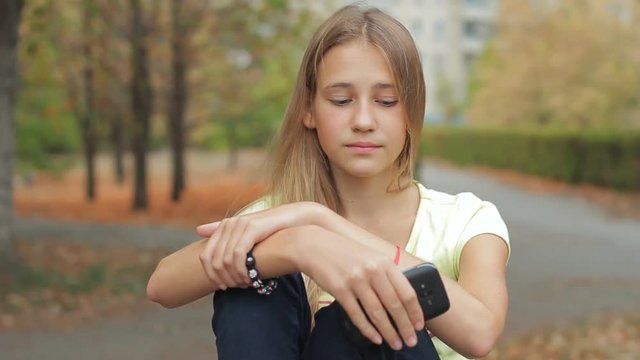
[{"xmin": 267, "ymin": 4, "xmax": 426, "ymax": 315}]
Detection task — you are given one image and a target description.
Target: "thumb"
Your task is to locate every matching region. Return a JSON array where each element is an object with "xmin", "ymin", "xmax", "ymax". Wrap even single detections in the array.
[{"xmin": 196, "ymin": 221, "xmax": 220, "ymax": 238}]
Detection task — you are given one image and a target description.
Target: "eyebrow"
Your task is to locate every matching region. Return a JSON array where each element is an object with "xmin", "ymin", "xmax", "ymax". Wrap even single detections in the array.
[{"xmin": 322, "ymin": 82, "xmax": 395, "ymax": 90}]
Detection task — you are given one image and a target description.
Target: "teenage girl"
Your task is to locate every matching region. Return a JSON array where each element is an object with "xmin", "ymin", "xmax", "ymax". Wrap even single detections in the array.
[{"xmin": 147, "ymin": 5, "xmax": 510, "ymax": 360}]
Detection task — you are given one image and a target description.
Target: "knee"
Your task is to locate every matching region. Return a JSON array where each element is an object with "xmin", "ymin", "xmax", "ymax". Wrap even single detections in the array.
[
  {"xmin": 212, "ymin": 273, "xmax": 311, "ymax": 360},
  {"xmin": 212, "ymin": 273, "xmax": 309, "ymax": 333}
]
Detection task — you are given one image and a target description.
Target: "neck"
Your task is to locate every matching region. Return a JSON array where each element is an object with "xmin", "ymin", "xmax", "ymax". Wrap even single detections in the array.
[{"xmin": 332, "ymin": 169, "xmax": 414, "ymax": 221}]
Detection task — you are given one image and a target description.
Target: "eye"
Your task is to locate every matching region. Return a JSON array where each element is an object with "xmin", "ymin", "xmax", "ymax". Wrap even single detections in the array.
[
  {"xmin": 330, "ymin": 98, "xmax": 352, "ymax": 106},
  {"xmin": 377, "ymin": 99, "xmax": 398, "ymax": 107}
]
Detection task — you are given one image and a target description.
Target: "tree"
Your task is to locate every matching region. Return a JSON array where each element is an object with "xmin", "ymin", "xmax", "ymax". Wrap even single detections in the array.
[
  {"xmin": 80, "ymin": 0, "xmax": 98, "ymax": 201},
  {"xmin": 204, "ymin": 0, "xmax": 316, "ymax": 167},
  {"xmin": 0, "ymin": 0, "xmax": 24, "ymax": 272},
  {"xmin": 95, "ymin": 0, "xmax": 130, "ymax": 185},
  {"xmin": 468, "ymin": 0, "xmax": 640, "ymax": 129},
  {"xmin": 167, "ymin": 0, "xmax": 188, "ymax": 201},
  {"xmin": 130, "ymin": 0, "xmax": 154, "ymax": 210},
  {"xmin": 51, "ymin": 0, "xmax": 100, "ymax": 201}
]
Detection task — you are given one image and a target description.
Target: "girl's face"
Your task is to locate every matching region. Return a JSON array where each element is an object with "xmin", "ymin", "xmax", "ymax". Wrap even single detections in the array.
[{"xmin": 305, "ymin": 40, "xmax": 408, "ymax": 182}]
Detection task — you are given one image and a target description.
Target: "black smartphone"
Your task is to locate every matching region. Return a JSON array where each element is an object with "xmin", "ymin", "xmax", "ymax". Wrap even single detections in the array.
[
  {"xmin": 336, "ymin": 262, "xmax": 450, "ymax": 350},
  {"xmin": 403, "ymin": 262, "xmax": 450, "ymax": 319}
]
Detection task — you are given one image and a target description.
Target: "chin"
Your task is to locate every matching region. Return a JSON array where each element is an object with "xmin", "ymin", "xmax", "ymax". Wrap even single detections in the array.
[{"xmin": 341, "ymin": 165, "xmax": 390, "ymax": 179}]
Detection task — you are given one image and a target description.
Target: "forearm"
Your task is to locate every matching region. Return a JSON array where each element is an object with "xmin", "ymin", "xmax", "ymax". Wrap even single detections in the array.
[
  {"xmin": 251, "ymin": 227, "xmax": 303, "ymax": 278},
  {"xmin": 147, "ymin": 239, "xmax": 216, "ymax": 308},
  {"xmin": 423, "ymin": 275, "xmax": 506, "ymax": 358},
  {"xmin": 147, "ymin": 230, "xmax": 304, "ymax": 308},
  {"xmin": 346, "ymin": 232, "xmax": 505, "ymax": 357}
]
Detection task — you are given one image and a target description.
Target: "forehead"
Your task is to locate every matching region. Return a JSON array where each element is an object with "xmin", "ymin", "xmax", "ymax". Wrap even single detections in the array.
[{"xmin": 317, "ymin": 40, "xmax": 396, "ymax": 88}]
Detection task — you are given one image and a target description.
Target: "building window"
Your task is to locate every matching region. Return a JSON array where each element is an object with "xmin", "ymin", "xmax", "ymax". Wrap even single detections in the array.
[{"xmin": 464, "ymin": 21, "xmax": 485, "ymax": 39}]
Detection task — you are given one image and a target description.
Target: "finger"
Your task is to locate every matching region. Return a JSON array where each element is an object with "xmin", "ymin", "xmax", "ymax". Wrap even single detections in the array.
[
  {"xmin": 353, "ymin": 281, "xmax": 403, "ymax": 351},
  {"xmin": 374, "ymin": 269, "xmax": 418, "ymax": 348},
  {"xmin": 233, "ymin": 222, "xmax": 256, "ymax": 286},
  {"xmin": 199, "ymin": 233, "xmax": 223, "ymax": 289},
  {"xmin": 211, "ymin": 220, "xmax": 237, "ymax": 288},
  {"xmin": 196, "ymin": 221, "xmax": 220, "ymax": 238},
  {"xmin": 336, "ymin": 293, "xmax": 383, "ymax": 346},
  {"xmin": 232, "ymin": 218, "xmax": 266, "ymax": 282},
  {"xmin": 222, "ymin": 217, "xmax": 251, "ymax": 285},
  {"xmin": 387, "ymin": 266, "xmax": 424, "ymax": 331}
]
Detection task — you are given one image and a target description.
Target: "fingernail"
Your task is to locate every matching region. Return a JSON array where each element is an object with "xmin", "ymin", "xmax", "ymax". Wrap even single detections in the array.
[
  {"xmin": 407, "ymin": 335, "xmax": 417, "ymax": 347},
  {"xmin": 374, "ymin": 335, "xmax": 383, "ymax": 345},
  {"xmin": 415, "ymin": 321, "xmax": 424, "ymax": 331},
  {"xmin": 393, "ymin": 340, "xmax": 403, "ymax": 350}
]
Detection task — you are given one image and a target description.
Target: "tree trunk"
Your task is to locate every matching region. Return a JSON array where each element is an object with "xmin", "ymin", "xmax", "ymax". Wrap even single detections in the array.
[
  {"xmin": 0, "ymin": 0, "xmax": 24, "ymax": 273},
  {"xmin": 82, "ymin": 1, "xmax": 97, "ymax": 201},
  {"xmin": 111, "ymin": 114, "xmax": 125, "ymax": 184},
  {"xmin": 81, "ymin": 116, "xmax": 97, "ymax": 200},
  {"xmin": 130, "ymin": 0, "xmax": 152, "ymax": 210},
  {"xmin": 168, "ymin": 0, "xmax": 187, "ymax": 202}
]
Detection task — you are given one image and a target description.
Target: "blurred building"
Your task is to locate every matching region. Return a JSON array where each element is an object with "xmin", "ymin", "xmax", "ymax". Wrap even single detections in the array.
[{"xmin": 326, "ymin": 0, "xmax": 500, "ymax": 123}]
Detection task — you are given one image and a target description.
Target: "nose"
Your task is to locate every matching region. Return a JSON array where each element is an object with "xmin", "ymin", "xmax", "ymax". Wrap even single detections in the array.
[{"xmin": 351, "ymin": 100, "xmax": 376, "ymax": 132}]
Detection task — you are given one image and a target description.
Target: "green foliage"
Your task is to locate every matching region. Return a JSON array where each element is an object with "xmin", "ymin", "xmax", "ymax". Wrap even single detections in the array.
[
  {"xmin": 468, "ymin": 0, "xmax": 640, "ymax": 129},
  {"xmin": 16, "ymin": 83, "xmax": 80, "ymax": 172},
  {"xmin": 422, "ymin": 126, "xmax": 640, "ymax": 190},
  {"xmin": 17, "ymin": 0, "xmax": 81, "ymax": 172},
  {"xmin": 196, "ymin": 0, "xmax": 318, "ymax": 150}
]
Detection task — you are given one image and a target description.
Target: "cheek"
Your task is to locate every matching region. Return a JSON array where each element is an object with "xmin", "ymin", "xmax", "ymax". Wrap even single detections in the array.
[
  {"xmin": 315, "ymin": 120, "xmax": 342, "ymax": 148},
  {"xmin": 390, "ymin": 117, "xmax": 409, "ymax": 155},
  {"xmin": 313, "ymin": 105, "xmax": 342, "ymax": 139}
]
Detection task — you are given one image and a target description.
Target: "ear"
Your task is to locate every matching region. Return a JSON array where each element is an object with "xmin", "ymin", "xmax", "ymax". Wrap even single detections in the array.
[{"xmin": 303, "ymin": 112, "xmax": 316, "ymax": 129}]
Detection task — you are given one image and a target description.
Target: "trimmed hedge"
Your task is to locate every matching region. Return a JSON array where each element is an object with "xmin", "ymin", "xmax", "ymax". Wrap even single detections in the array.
[{"xmin": 421, "ymin": 127, "xmax": 640, "ymax": 191}]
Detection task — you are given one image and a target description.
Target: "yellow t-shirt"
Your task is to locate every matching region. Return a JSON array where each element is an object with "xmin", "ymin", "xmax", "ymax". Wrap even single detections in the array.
[{"xmin": 238, "ymin": 182, "xmax": 511, "ymax": 360}]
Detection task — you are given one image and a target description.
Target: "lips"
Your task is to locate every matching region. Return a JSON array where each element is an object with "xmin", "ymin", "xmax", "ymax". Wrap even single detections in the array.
[
  {"xmin": 345, "ymin": 142, "xmax": 382, "ymax": 154},
  {"xmin": 346, "ymin": 141, "xmax": 381, "ymax": 149}
]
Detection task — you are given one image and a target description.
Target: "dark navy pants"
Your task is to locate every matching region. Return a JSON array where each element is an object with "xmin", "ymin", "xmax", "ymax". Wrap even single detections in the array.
[{"xmin": 212, "ymin": 273, "xmax": 440, "ymax": 360}]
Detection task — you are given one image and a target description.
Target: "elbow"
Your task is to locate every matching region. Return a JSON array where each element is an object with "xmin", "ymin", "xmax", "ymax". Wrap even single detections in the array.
[
  {"xmin": 461, "ymin": 319, "xmax": 503, "ymax": 358},
  {"xmin": 464, "ymin": 338, "xmax": 496, "ymax": 359},
  {"xmin": 146, "ymin": 278, "xmax": 166, "ymax": 307},
  {"xmin": 146, "ymin": 261, "xmax": 177, "ymax": 309}
]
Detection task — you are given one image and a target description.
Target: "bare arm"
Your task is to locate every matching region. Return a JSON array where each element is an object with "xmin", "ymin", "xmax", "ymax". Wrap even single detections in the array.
[
  {"xmin": 347, "ymin": 231, "xmax": 509, "ymax": 358},
  {"xmin": 147, "ymin": 202, "xmax": 327, "ymax": 308},
  {"xmin": 252, "ymin": 225, "xmax": 509, "ymax": 358},
  {"xmin": 147, "ymin": 222, "xmax": 424, "ymax": 350},
  {"xmin": 146, "ymin": 239, "xmax": 216, "ymax": 308},
  {"xmin": 148, "ymin": 203, "xmax": 509, "ymax": 357}
]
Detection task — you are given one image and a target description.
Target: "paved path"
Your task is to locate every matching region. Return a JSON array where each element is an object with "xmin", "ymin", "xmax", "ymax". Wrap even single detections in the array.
[
  {"xmin": 422, "ymin": 163, "xmax": 640, "ymax": 336},
  {"xmin": 2, "ymin": 162, "xmax": 640, "ymax": 359}
]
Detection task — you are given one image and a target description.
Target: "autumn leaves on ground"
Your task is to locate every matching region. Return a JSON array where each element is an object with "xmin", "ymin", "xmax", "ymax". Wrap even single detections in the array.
[
  {"xmin": 14, "ymin": 150, "xmax": 267, "ymax": 228},
  {"xmin": 3, "ymin": 150, "xmax": 266, "ymax": 332}
]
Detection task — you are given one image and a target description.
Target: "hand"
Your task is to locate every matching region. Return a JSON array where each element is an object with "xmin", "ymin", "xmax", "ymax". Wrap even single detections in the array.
[
  {"xmin": 197, "ymin": 202, "xmax": 326, "ymax": 290},
  {"xmin": 294, "ymin": 225, "xmax": 425, "ymax": 350}
]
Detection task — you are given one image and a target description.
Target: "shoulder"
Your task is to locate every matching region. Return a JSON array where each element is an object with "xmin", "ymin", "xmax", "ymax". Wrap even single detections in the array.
[
  {"xmin": 413, "ymin": 182, "xmax": 510, "ymax": 276},
  {"xmin": 417, "ymin": 182, "xmax": 489, "ymax": 216},
  {"xmin": 415, "ymin": 182, "xmax": 509, "ymax": 251}
]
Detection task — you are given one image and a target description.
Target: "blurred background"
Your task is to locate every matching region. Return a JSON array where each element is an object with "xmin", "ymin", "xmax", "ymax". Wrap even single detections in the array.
[{"xmin": 1, "ymin": 0, "xmax": 639, "ymax": 359}]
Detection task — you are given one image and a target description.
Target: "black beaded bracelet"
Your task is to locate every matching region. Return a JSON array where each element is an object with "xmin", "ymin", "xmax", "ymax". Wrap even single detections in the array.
[{"xmin": 246, "ymin": 250, "xmax": 278, "ymax": 295}]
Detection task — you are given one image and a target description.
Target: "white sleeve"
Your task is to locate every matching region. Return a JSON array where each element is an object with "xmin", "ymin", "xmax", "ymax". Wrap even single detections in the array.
[{"xmin": 453, "ymin": 200, "xmax": 511, "ymax": 276}]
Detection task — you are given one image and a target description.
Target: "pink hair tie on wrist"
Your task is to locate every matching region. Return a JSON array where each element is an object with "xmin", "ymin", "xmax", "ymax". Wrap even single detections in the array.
[{"xmin": 394, "ymin": 245, "xmax": 401, "ymax": 266}]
